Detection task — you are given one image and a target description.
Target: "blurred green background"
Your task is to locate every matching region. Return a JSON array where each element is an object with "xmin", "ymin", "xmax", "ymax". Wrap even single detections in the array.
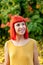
[{"xmin": 0, "ymin": 0, "xmax": 43, "ymax": 65}]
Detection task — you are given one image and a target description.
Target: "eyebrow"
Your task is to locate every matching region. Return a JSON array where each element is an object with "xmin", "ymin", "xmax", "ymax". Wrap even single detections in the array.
[{"xmin": 15, "ymin": 22, "xmax": 25, "ymax": 25}]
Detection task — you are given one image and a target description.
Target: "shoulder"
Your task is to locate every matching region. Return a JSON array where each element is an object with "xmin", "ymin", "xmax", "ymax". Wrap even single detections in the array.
[
  {"xmin": 30, "ymin": 38, "xmax": 38, "ymax": 48},
  {"xmin": 28, "ymin": 38, "xmax": 38, "ymax": 51},
  {"xmin": 29, "ymin": 38, "xmax": 37, "ymax": 43},
  {"xmin": 28, "ymin": 38, "xmax": 38, "ymax": 45},
  {"xmin": 4, "ymin": 40, "xmax": 12, "ymax": 52},
  {"xmin": 4, "ymin": 40, "xmax": 11, "ymax": 48}
]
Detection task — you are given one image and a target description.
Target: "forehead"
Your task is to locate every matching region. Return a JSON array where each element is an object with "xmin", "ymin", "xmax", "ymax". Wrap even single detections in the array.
[{"xmin": 14, "ymin": 21, "xmax": 25, "ymax": 25}]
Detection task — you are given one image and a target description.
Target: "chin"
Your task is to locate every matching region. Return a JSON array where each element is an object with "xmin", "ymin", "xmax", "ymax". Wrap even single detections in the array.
[
  {"xmin": 19, "ymin": 33, "xmax": 25, "ymax": 36},
  {"xmin": 16, "ymin": 31, "xmax": 26, "ymax": 36}
]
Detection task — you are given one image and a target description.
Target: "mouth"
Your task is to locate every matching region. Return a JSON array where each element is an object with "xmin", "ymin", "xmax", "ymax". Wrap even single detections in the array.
[{"xmin": 18, "ymin": 28, "xmax": 25, "ymax": 33}]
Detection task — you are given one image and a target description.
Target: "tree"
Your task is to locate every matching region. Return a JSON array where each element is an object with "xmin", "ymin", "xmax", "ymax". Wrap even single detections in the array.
[{"xmin": 0, "ymin": 0, "xmax": 43, "ymax": 44}]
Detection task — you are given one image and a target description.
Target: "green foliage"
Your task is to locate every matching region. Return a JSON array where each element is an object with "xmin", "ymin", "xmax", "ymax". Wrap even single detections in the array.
[
  {"xmin": 0, "ymin": 27, "xmax": 10, "ymax": 45},
  {"xmin": 0, "ymin": 0, "xmax": 43, "ymax": 43},
  {"xmin": 0, "ymin": 0, "xmax": 21, "ymax": 24},
  {"xmin": 0, "ymin": 1, "xmax": 43, "ymax": 65},
  {"xmin": 26, "ymin": 0, "xmax": 43, "ymax": 41},
  {"xmin": 26, "ymin": 10, "xmax": 43, "ymax": 40}
]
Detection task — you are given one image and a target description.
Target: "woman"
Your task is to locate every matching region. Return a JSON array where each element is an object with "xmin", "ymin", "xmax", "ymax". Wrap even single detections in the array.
[{"xmin": 4, "ymin": 15, "xmax": 40, "ymax": 65}]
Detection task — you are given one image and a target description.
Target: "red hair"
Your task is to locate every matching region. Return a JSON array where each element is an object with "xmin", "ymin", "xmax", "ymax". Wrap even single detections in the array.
[{"xmin": 10, "ymin": 15, "xmax": 29, "ymax": 40}]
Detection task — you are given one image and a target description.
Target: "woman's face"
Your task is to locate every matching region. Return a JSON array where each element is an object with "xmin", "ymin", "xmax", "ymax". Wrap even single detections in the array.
[{"xmin": 14, "ymin": 22, "xmax": 26, "ymax": 36}]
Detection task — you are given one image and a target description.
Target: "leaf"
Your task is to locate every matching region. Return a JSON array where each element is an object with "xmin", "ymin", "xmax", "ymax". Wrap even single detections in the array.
[
  {"xmin": 32, "ymin": 15, "xmax": 40, "ymax": 19},
  {"xmin": 28, "ymin": 22, "xmax": 33, "ymax": 32},
  {"xmin": 37, "ymin": 19, "xmax": 42, "ymax": 23}
]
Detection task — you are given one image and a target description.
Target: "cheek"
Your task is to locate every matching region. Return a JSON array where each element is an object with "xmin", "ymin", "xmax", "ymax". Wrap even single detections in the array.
[
  {"xmin": 23, "ymin": 25, "xmax": 26, "ymax": 30},
  {"xmin": 14, "ymin": 26, "xmax": 19, "ymax": 32}
]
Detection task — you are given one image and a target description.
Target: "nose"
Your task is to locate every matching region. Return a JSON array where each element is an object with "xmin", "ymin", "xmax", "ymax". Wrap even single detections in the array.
[{"xmin": 20, "ymin": 25, "xmax": 23, "ymax": 28}]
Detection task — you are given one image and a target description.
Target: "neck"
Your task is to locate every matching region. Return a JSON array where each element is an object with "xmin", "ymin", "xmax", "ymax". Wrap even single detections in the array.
[{"xmin": 16, "ymin": 34, "xmax": 24, "ymax": 42}]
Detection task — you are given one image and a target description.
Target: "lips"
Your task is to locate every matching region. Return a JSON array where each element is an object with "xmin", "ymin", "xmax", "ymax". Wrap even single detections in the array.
[
  {"xmin": 18, "ymin": 28, "xmax": 25, "ymax": 31},
  {"xmin": 18, "ymin": 28, "xmax": 25, "ymax": 33}
]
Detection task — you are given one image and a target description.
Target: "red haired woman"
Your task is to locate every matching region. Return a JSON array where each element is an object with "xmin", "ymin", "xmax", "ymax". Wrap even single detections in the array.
[{"xmin": 4, "ymin": 15, "xmax": 40, "ymax": 65}]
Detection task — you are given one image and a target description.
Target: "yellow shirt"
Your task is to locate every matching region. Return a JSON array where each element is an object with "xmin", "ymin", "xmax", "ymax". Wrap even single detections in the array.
[{"xmin": 7, "ymin": 39, "xmax": 37, "ymax": 65}]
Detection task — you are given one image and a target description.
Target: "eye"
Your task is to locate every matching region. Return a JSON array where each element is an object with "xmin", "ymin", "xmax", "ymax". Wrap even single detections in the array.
[
  {"xmin": 22, "ymin": 23, "xmax": 25, "ymax": 25},
  {"xmin": 16, "ymin": 24, "xmax": 20, "ymax": 26}
]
